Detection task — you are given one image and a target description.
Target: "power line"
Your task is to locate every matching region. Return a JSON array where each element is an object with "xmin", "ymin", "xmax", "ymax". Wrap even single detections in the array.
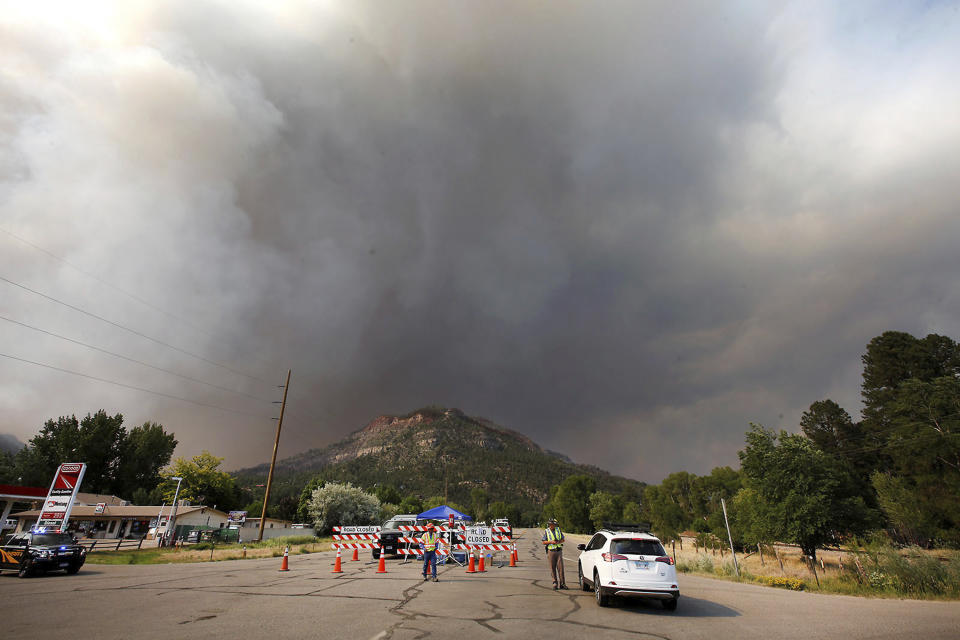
[
  {"xmin": 0, "ymin": 225, "xmax": 282, "ymax": 376},
  {"xmin": 0, "ymin": 351, "xmax": 273, "ymax": 420},
  {"xmin": 0, "ymin": 274, "xmax": 271, "ymax": 385},
  {"xmin": 0, "ymin": 313, "xmax": 272, "ymax": 403}
]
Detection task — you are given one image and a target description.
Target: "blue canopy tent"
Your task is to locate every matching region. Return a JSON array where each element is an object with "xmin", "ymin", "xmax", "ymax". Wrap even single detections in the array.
[
  {"xmin": 417, "ymin": 505, "xmax": 472, "ymax": 521},
  {"xmin": 417, "ymin": 505, "xmax": 472, "ymax": 565}
]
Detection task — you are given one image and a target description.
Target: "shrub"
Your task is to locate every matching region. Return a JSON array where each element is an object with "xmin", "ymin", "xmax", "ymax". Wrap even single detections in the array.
[
  {"xmin": 760, "ymin": 576, "xmax": 806, "ymax": 591},
  {"xmin": 307, "ymin": 482, "xmax": 380, "ymax": 535}
]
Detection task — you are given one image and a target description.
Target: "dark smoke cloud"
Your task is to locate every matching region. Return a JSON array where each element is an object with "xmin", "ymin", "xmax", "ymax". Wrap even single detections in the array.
[{"xmin": 2, "ymin": 1, "xmax": 959, "ymax": 483}]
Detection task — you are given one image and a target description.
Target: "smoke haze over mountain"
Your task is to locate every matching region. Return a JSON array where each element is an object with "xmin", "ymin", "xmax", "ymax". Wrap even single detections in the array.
[{"xmin": 2, "ymin": 1, "xmax": 959, "ymax": 482}]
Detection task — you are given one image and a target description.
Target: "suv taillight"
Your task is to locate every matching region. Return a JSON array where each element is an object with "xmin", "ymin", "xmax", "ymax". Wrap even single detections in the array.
[
  {"xmin": 656, "ymin": 556, "xmax": 674, "ymax": 565},
  {"xmin": 602, "ymin": 553, "xmax": 628, "ymax": 562}
]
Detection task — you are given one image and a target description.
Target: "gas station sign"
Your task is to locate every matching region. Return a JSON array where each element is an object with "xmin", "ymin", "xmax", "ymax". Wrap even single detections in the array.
[{"xmin": 36, "ymin": 462, "xmax": 86, "ymax": 531}]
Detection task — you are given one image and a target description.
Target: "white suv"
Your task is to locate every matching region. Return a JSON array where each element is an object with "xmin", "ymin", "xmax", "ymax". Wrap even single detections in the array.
[{"xmin": 576, "ymin": 526, "xmax": 679, "ymax": 610}]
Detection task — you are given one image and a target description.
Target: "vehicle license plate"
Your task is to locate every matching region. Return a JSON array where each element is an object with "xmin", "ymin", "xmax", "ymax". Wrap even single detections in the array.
[
  {"xmin": 634, "ymin": 561, "xmax": 649, "ymax": 569},
  {"xmin": 59, "ymin": 562, "xmax": 70, "ymax": 567}
]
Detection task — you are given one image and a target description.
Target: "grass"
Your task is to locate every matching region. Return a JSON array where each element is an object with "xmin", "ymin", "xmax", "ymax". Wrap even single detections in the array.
[
  {"xmin": 85, "ymin": 535, "xmax": 332, "ymax": 565},
  {"xmin": 673, "ymin": 541, "xmax": 960, "ymax": 600}
]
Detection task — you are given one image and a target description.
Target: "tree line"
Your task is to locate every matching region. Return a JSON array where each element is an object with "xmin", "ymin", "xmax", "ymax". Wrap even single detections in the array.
[
  {"xmin": 616, "ymin": 330, "xmax": 959, "ymax": 559},
  {"xmin": 0, "ymin": 411, "xmax": 250, "ymax": 513}
]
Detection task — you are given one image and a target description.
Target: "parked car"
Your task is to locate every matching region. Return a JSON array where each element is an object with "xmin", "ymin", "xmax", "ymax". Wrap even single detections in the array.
[
  {"xmin": 576, "ymin": 525, "xmax": 679, "ymax": 610},
  {"xmin": 373, "ymin": 515, "xmax": 428, "ymax": 559},
  {"xmin": 0, "ymin": 530, "xmax": 87, "ymax": 578},
  {"xmin": 492, "ymin": 518, "xmax": 512, "ymax": 538}
]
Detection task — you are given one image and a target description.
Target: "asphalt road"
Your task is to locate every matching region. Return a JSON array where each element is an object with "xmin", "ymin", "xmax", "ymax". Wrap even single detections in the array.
[{"xmin": 2, "ymin": 530, "xmax": 958, "ymax": 639}]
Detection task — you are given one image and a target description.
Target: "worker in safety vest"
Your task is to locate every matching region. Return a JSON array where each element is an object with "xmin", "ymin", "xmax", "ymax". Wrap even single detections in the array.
[
  {"xmin": 420, "ymin": 523, "xmax": 441, "ymax": 582},
  {"xmin": 542, "ymin": 518, "xmax": 567, "ymax": 590}
]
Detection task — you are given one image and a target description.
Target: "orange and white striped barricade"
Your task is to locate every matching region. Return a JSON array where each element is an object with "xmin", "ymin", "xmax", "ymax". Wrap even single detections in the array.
[
  {"xmin": 333, "ymin": 525, "xmax": 381, "ymax": 564},
  {"xmin": 491, "ymin": 526, "xmax": 512, "ymax": 540}
]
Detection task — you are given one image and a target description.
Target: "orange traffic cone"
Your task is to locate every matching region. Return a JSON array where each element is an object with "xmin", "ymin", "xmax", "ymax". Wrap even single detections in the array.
[
  {"xmin": 478, "ymin": 551, "xmax": 486, "ymax": 572},
  {"xmin": 279, "ymin": 546, "xmax": 290, "ymax": 572},
  {"xmin": 376, "ymin": 545, "xmax": 387, "ymax": 573},
  {"xmin": 352, "ymin": 547, "xmax": 359, "ymax": 561},
  {"xmin": 509, "ymin": 544, "xmax": 517, "ymax": 567},
  {"xmin": 466, "ymin": 547, "xmax": 476, "ymax": 573},
  {"xmin": 333, "ymin": 546, "xmax": 343, "ymax": 573}
]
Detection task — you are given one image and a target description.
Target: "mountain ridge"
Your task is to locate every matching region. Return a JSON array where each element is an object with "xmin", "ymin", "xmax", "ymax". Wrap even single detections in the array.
[{"xmin": 233, "ymin": 406, "xmax": 645, "ymax": 512}]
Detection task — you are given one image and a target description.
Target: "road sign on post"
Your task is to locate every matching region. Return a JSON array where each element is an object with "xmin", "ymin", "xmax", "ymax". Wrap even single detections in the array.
[
  {"xmin": 36, "ymin": 463, "xmax": 86, "ymax": 532},
  {"xmin": 465, "ymin": 526, "xmax": 492, "ymax": 545}
]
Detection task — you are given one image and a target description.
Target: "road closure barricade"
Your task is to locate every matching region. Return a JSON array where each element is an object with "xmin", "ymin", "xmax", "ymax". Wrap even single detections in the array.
[
  {"xmin": 332, "ymin": 525, "xmax": 381, "ymax": 565},
  {"xmin": 400, "ymin": 524, "xmax": 517, "ymax": 570}
]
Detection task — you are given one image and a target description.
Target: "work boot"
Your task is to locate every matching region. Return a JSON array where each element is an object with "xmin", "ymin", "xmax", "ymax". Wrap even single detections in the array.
[
  {"xmin": 423, "ymin": 575, "xmax": 429, "ymax": 581},
  {"xmin": 432, "ymin": 577, "xmax": 439, "ymax": 582}
]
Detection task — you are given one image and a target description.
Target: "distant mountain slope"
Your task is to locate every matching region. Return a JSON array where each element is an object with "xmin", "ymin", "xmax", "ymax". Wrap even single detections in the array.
[
  {"xmin": 0, "ymin": 434, "xmax": 26, "ymax": 454},
  {"xmin": 234, "ymin": 406, "xmax": 644, "ymax": 511}
]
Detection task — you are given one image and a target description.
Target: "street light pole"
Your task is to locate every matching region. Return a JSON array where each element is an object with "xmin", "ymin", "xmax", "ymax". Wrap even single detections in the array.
[{"xmin": 166, "ymin": 476, "xmax": 184, "ymax": 547}]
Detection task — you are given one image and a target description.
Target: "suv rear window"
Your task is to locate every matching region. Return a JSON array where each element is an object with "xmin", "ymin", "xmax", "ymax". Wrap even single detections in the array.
[{"xmin": 613, "ymin": 539, "xmax": 665, "ymax": 556}]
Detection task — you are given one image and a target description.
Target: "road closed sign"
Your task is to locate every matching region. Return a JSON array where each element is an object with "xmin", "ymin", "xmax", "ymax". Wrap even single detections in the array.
[
  {"xmin": 465, "ymin": 526, "xmax": 492, "ymax": 545},
  {"xmin": 337, "ymin": 526, "xmax": 381, "ymax": 534}
]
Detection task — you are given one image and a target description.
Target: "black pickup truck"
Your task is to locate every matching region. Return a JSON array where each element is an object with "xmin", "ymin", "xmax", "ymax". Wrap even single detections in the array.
[
  {"xmin": 373, "ymin": 515, "xmax": 429, "ymax": 559},
  {"xmin": 0, "ymin": 531, "xmax": 87, "ymax": 577}
]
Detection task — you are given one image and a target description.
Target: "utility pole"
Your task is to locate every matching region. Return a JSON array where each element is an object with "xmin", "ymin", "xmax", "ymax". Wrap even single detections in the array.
[
  {"xmin": 721, "ymin": 498, "xmax": 740, "ymax": 577},
  {"xmin": 258, "ymin": 369, "xmax": 291, "ymax": 543}
]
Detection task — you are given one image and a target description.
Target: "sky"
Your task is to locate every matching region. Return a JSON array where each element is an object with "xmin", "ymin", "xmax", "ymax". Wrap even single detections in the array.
[{"xmin": 2, "ymin": 1, "xmax": 959, "ymax": 484}]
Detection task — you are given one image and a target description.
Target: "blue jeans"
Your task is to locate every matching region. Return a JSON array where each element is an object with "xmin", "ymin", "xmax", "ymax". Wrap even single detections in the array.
[{"xmin": 422, "ymin": 550, "xmax": 437, "ymax": 577}]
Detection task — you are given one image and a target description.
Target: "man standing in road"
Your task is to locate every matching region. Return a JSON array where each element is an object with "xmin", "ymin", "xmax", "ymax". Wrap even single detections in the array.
[
  {"xmin": 421, "ymin": 523, "xmax": 440, "ymax": 582},
  {"xmin": 542, "ymin": 518, "xmax": 567, "ymax": 590}
]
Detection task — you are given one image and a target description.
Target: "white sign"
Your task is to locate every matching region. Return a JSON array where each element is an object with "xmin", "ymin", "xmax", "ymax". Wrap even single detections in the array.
[
  {"xmin": 338, "ymin": 526, "xmax": 381, "ymax": 534},
  {"xmin": 36, "ymin": 462, "xmax": 86, "ymax": 531},
  {"xmin": 94, "ymin": 503, "xmax": 106, "ymax": 514},
  {"xmin": 465, "ymin": 526, "xmax": 492, "ymax": 545}
]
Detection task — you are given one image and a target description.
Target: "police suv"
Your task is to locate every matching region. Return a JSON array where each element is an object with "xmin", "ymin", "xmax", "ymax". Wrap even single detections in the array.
[
  {"xmin": 576, "ymin": 523, "xmax": 679, "ymax": 610},
  {"xmin": 1, "ymin": 530, "xmax": 87, "ymax": 578}
]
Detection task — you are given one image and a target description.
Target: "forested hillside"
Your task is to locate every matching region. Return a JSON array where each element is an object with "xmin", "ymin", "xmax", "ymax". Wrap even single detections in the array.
[{"xmin": 234, "ymin": 406, "xmax": 645, "ymax": 521}]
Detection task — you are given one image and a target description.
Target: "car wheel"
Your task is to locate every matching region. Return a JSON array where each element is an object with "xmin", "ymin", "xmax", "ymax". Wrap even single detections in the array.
[
  {"xmin": 66, "ymin": 562, "xmax": 81, "ymax": 575},
  {"xmin": 593, "ymin": 570, "xmax": 609, "ymax": 607},
  {"xmin": 372, "ymin": 549, "xmax": 380, "ymax": 560},
  {"xmin": 662, "ymin": 598, "xmax": 678, "ymax": 611},
  {"xmin": 578, "ymin": 563, "xmax": 590, "ymax": 591}
]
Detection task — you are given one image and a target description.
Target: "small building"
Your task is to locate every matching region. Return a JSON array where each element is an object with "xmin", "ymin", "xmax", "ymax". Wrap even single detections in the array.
[
  {"xmin": 11, "ymin": 504, "xmax": 231, "ymax": 540},
  {"xmin": 240, "ymin": 517, "xmax": 293, "ymax": 530}
]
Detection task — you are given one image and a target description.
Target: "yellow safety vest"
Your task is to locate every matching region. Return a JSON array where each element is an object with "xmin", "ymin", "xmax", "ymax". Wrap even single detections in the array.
[
  {"xmin": 544, "ymin": 527, "xmax": 563, "ymax": 551},
  {"xmin": 421, "ymin": 532, "xmax": 438, "ymax": 552}
]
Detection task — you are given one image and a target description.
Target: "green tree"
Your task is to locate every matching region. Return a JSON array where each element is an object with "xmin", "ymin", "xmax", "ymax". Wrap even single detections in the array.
[
  {"xmin": 114, "ymin": 422, "xmax": 177, "ymax": 498},
  {"xmin": 161, "ymin": 451, "xmax": 240, "ymax": 510},
  {"xmin": 307, "ymin": 482, "xmax": 380, "ymax": 534},
  {"xmin": 738, "ymin": 424, "xmax": 876, "ymax": 560},
  {"xmin": 398, "ymin": 494, "xmax": 424, "ymax": 515},
  {"xmin": 861, "ymin": 332, "xmax": 959, "ymax": 433},
  {"xmin": 588, "ymin": 491, "xmax": 625, "ymax": 530},
  {"xmin": 547, "ymin": 475, "xmax": 596, "ymax": 533},
  {"xmin": 0, "ymin": 449, "xmax": 16, "ymax": 484},
  {"xmin": 12, "ymin": 411, "xmax": 176, "ymax": 497},
  {"xmin": 881, "ymin": 376, "xmax": 960, "ymax": 544},
  {"xmin": 643, "ymin": 484, "xmax": 687, "ymax": 541},
  {"xmin": 371, "ymin": 484, "xmax": 402, "ymax": 505},
  {"xmin": 470, "ymin": 488, "xmax": 490, "ymax": 522},
  {"xmin": 487, "ymin": 501, "xmax": 520, "ymax": 524},
  {"xmin": 622, "ymin": 501, "xmax": 644, "ymax": 524}
]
